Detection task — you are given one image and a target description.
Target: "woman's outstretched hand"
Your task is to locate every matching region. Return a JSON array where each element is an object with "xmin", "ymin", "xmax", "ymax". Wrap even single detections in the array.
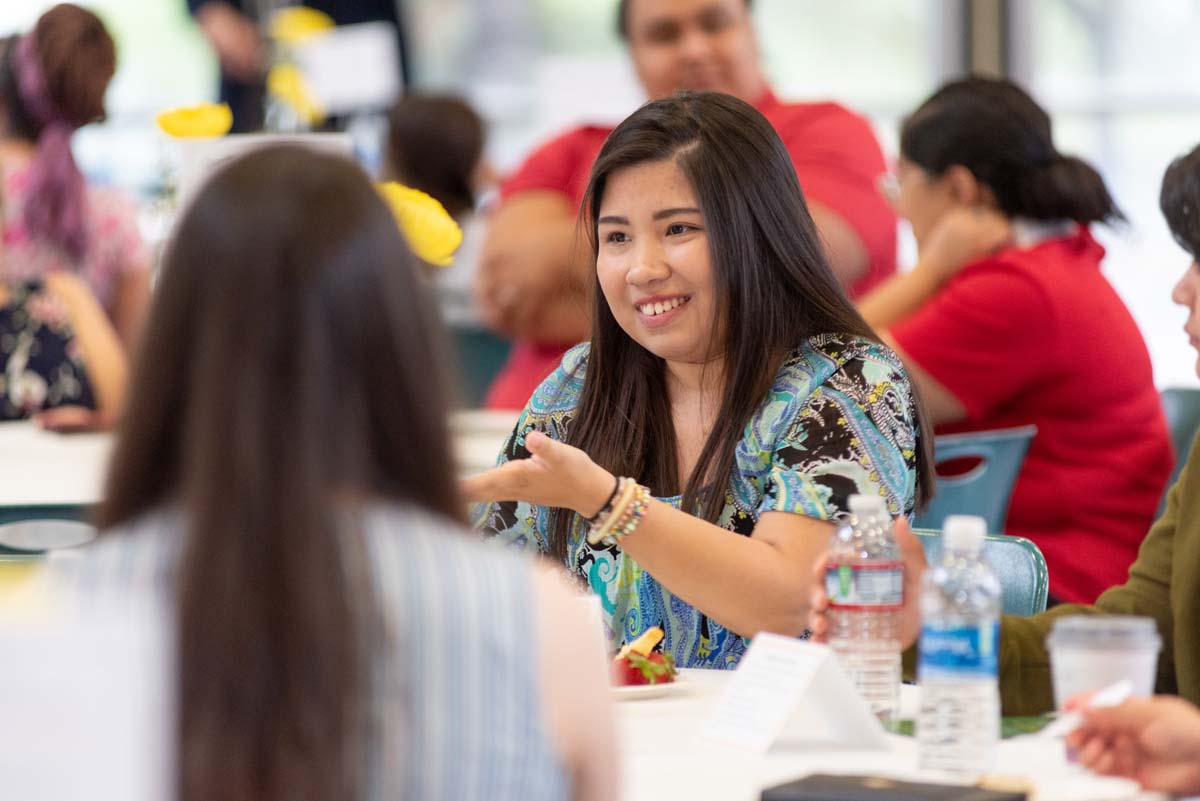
[
  {"xmin": 460, "ymin": 431, "xmax": 617, "ymax": 517},
  {"xmin": 807, "ymin": 516, "xmax": 929, "ymax": 650}
]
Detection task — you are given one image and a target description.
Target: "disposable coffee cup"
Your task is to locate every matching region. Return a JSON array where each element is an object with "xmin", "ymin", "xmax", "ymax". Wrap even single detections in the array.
[{"xmin": 1046, "ymin": 615, "xmax": 1161, "ymax": 709}]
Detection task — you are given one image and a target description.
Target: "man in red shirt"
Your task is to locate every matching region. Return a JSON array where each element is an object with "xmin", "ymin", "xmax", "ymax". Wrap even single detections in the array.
[{"xmin": 478, "ymin": 0, "xmax": 896, "ymax": 409}]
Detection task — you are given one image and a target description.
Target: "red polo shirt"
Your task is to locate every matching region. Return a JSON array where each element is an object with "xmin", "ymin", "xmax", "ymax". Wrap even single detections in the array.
[
  {"xmin": 891, "ymin": 228, "xmax": 1173, "ymax": 604},
  {"xmin": 485, "ymin": 89, "xmax": 896, "ymax": 410}
]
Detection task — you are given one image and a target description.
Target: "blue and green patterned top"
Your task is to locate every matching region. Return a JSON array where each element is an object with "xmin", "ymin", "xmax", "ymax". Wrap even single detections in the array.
[{"xmin": 474, "ymin": 333, "xmax": 922, "ymax": 669}]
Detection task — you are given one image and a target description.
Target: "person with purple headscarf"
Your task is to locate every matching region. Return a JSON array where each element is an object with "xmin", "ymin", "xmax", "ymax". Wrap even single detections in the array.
[{"xmin": 0, "ymin": 4, "xmax": 149, "ymax": 350}]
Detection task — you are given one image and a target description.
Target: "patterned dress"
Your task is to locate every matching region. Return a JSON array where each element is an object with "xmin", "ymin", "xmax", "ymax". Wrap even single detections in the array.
[
  {"xmin": 0, "ymin": 280, "xmax": 96, "ymax": 419},
  {"xmin": 475, "ymin": 333, "xmax": 923, "ymax": 669}
]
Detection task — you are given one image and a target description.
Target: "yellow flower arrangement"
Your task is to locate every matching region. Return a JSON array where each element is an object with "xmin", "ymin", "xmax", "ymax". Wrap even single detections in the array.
[
  {"xmin": 155, "ymin": 103, "xmax": 233, "ymax": 138},
  {"xmin": 378, "ymin": 182, "xmax": 463, "ymax": 267},
  {"xmin": 269, "ymin": 6, "xmax": 336, "ymax": 44},
  {"xmin": 266, "ymin": 63, "xmax": 326, "ymax": 127}
]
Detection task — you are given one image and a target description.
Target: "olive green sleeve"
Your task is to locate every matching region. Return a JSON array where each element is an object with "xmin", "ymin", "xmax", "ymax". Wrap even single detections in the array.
[{"xmin": 995, "ymin": 448, "xmax": 1188, "ymax": 715}]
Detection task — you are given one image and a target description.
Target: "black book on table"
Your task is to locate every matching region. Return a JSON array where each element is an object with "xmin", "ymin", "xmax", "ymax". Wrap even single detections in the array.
[{"xmin": 761, "ymin": 774, "xmax": 1027, "ymax": 801}]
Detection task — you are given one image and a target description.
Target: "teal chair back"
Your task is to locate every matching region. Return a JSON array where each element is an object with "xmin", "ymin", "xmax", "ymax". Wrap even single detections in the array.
[
  {"xmin": 1160, "ymin": 388, "xmax": 1200, "ymax": 514},
  {"xmin": 914, "ymin": 425, "xmax": 1036, "ymax": 534},
  {"xmin": 450, "ymin": 327, "xmax": 512, "ymax": 409},
  {"xmin": 914, "ymin": 529, "xmax": 1049, "ymax": 616}
]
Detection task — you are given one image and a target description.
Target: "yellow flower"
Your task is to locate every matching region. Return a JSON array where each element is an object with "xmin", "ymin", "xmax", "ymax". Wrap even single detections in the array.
[
  {"xmin": 267, "ymin": 64, "xmax": 325, "ymax": 126},
  {"xmin": 378, "ymin": 182, "xmax": 463, "ymax": 266},
  {"xmin": 155, "ymin": 103, "xmax": 233, "ymax": 138},
  {"xmin": 269, "ymin": 6, "xmax": 335, "ymax": 44}
]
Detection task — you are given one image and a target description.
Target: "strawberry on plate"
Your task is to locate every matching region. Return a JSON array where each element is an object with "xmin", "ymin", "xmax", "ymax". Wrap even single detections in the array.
[{"xmin": 610, "ymin": 651, "xmax": 678, "ymax": 686}]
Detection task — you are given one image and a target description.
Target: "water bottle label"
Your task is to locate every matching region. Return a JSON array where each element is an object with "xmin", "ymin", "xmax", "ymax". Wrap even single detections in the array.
[
  {"xmin": 919, "ymin": 622, "xmax": 999, "ymax": 677},
  {"xmin": 825, "ymin": 562, "xmax": 903, "ymax": 609}
]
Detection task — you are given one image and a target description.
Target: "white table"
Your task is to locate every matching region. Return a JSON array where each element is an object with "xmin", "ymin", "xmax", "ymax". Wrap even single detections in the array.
[
  {"xmin": 618, "ymin": 669, "xmax": 1157, "ymax": 801},
  {"xmin": 0, "ymin": 422, "xmax": 112, "ymax": 509},
  {"xmin": 0, "ymin": 411, "xmax": 518, "ymax": 513}
]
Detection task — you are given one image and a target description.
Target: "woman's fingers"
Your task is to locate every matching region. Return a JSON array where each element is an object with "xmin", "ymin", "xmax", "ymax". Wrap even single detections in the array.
[
  {"xmin": 35, "ymin": 406, "xmax": 108, "ymax": 433},
  {"xmin": 894, "ymin": 517, "xmax": 928, "ymax": 572},
  {"xmin": 460, "ymin": 460, "xmax": 534, "ymax": 502}
]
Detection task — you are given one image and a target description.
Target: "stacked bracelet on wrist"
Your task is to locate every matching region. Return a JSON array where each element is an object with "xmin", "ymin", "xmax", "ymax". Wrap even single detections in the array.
[{"xmin": 586, "ymin": 476, "xmax": 651, "ymax": 548}]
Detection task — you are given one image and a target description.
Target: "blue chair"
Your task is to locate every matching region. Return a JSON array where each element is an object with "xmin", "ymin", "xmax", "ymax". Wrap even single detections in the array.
[
  {"xmin": 914, "ymin": 529, "xmax": 1049, "ymax": 616},
  {"xmin": 450, "ymin": 327, "xmax": 512, "ymax": 409},
  {"xmin": 914, "ymin": 425, "xmax": 1036, "ymax": 535},
  {"xmin": 1160, "ymin": 388, "xmax": 1200, "ymax": 514}
]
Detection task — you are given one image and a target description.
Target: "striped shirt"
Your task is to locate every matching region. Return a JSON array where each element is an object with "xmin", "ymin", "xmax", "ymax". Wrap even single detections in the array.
[{"xmin": 50, "ymin": 503, "xmax": 569, "ymax": 801}]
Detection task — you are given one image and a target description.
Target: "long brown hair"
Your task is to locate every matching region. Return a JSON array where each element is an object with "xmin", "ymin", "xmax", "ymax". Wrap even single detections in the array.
[
  {"xmin": 97, "ymin": 146, "xmax": 460, "ymax": 801},
  {"xmin": 551, "ymin": 92, "xmax": 934, "ymax": 560}
]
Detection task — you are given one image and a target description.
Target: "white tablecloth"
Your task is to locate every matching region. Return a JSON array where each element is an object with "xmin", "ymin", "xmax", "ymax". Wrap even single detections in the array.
[
  {"xmin": 0, "ymin": 411, "xmax": 519, "ymax": 510},
  {"xmin": 619, "ymin": 670, "xmax": 1157, "ymax": 801},
  {"xmin": 0, "ymin": 422, "xmax": 113, "ymax": 508}
]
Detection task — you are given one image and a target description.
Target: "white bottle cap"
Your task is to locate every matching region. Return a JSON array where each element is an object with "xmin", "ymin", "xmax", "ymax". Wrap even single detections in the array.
[
  {"xmin": 847, "ymin": 493, "xmax": 887, "ymax": 517},
  {"xmin": 943, "ymin": 515, "xmax": 987, "ymax": 551}
]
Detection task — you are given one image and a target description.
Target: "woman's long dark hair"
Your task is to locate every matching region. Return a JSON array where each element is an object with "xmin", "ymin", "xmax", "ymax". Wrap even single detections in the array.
[
  {"xmin": 549, "ymin": 92, "xmax": 934, "ymax": 559},
  {"xmin": 901, "ymin": 76, "xmax": 1123, "ymax": 225},
  {"xmin": 97, "ymin": 146, "xmax": 460, "ymax": 801}
]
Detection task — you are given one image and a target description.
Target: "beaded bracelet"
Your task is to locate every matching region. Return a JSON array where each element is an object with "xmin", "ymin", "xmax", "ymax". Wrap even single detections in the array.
[
  {"xmin": 586, "ymin": 477, "xmax": 651, "ymax": 547},
  {"xmin": 586, "ymin": 476, "xmax": 622, "ymax": 522}
]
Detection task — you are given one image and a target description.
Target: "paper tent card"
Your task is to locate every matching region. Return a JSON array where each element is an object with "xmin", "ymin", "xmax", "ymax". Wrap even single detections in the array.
[{"xmin": 702, "ymin": 633, "xmax": 891, "ymax": 754}]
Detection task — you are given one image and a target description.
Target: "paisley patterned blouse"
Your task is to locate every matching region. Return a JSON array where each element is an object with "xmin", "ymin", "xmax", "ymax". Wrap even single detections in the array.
[{"xmin": 475, "ymin": 333, "xmax": 923, "ymax": 669}]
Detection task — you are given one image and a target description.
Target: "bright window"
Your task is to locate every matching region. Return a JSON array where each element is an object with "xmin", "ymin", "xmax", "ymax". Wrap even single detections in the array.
[{"xmin": 1011, "ymin": 0, "xmax": 1200, "ymax": 388}]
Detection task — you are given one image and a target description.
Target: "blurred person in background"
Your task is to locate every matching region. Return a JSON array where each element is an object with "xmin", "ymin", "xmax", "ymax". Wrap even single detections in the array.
[
  {"xmin": 0, "ymin": 272, "xmax": 126, "ymax": 426},
  {"xmin": 858, "ymin": 77, "xmax": 1171, "ymax": 605},
  {"xmin": 188, "ymin": 0, "xmax": 410, "ymax": 132},
  {"xmin": 0, "ymin": 4, "xmax": 150, "ymax": 351},
  {"xmin": 809, "ymin": 141, "xmax": 1200, "ymax": 717},
  {"xmin": 384, "ymin": 92, "xmax": 497, "ymax": 328},
  {"xmin": 477, "ymin": 0, "xmax": 897, "ymax": 409},
  {"xmin": 51, "ymin": 146, "xmax": 615, "ymax": 801}
]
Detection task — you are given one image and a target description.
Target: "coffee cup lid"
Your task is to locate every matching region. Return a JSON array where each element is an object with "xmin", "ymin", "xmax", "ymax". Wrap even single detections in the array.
[{"xmin": 1046, "ymin": 615, "xmax": 1162, "ymax": 651}]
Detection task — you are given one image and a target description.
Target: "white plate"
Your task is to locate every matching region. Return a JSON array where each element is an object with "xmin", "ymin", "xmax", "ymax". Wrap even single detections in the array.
[
  {"xmin": 611, "ymin": 676, "xmax": 687, "ymax": 701},
  {"xmin": 0, "ymin": 520, "xmax": 96, "ymax": 551}
]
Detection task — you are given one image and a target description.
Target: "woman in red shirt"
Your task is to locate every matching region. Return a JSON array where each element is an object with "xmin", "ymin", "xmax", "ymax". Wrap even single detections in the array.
[{"xmin": 859, "ymin": 77, "xmax": 1172, "ymax": 605}]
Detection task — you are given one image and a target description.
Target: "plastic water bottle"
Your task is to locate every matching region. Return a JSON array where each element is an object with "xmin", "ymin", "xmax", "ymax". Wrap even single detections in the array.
[
  {"xmin": 917, "ymin": 515, "xmax": 1002, "ymax": 775},
  {"xmin": 826, "ymin": 493, "xmax": 903, "ymax": 725}
]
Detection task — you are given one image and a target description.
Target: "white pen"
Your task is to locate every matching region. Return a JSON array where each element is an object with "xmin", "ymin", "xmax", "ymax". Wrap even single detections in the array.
[{"xmin": 1039, "ymin": 679, "xmax": 1135, "ymax": 739}]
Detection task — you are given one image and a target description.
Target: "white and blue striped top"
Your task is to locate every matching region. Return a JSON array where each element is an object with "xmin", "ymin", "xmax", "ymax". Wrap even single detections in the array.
[{"xmin": 50, "ymin": 502, "xmax": 570, "ymax": 801}]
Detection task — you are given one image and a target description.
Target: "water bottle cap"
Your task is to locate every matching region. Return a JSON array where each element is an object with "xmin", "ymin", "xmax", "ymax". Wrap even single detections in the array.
[
  {"xmin": 942, "ymin": 515, "xmax": 986, "ymax": 550},
  {"xmin": 847, "ymin": 494, "xmax": 887, "ymax": 517}
]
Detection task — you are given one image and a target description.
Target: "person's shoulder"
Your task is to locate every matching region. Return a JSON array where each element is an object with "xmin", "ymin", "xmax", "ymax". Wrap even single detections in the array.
[
  {"xmin": 768, "ymin": 97, "xmax": 876, "ymax": 135},
  {"xmin": 794, "ymin": 333, "xmax": 909, "ymax": 385},
  {"xmin": 502, "ymin": 125, "xmax": 612, "ymax": 199},
  {"xmin": 547, "ymin": 123, "xmax": 613, "ymax": 148},
  {"xmin": 46, "ymin": 508, "xmax": 183, "ymax": 596},
  {"xmin": 523, "ymin": 124, "xmax": 612, "ymax": 165},
  {"xmin": 949, "ymin": 241, "xmax": 1062, "ymax": 303},
  {"xmin": 365, "ymin": 502, "xmax": 535, "ymax": 590},
  {"xmin": 524, "ymin": 342, "xmax": 590, "ymax": 418}
]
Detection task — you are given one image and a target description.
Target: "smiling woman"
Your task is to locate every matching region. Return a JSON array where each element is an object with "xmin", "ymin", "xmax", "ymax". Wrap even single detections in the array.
[{"xmin": 468, "ymin": 91, "xmax": 935, "ymax": 670}]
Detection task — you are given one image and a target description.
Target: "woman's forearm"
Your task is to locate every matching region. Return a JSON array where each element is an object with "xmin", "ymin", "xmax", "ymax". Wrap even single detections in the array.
[{"xmin": 615, "ymin": 501, "xmax": 831, "ymax": 639}]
